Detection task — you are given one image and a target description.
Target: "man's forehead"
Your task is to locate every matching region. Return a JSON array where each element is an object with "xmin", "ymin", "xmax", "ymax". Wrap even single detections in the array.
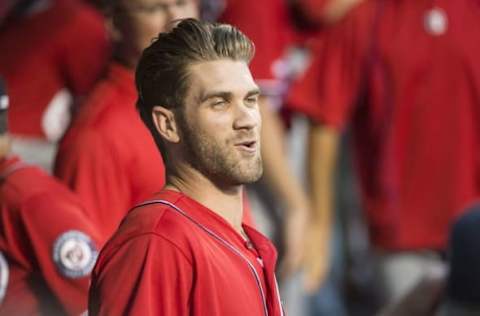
[{"xmin": 188, "ymin": 59, "xmax": 258, "ymax": 94}]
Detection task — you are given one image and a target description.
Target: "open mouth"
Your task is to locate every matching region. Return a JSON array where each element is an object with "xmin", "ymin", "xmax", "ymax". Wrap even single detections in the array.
[{"xmin": 235, "ymin": 140, "xmax": 257, "ymax": 153}]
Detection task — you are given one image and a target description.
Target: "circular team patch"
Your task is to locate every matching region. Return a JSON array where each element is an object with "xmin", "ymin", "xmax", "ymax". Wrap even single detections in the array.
[
  {"xmin": 53, "ymin": 231, "xmax": 98, "ymax": 278},
  {"xmin": 0, "ymin": 252, "xmax": 9, "ymax": 304}
]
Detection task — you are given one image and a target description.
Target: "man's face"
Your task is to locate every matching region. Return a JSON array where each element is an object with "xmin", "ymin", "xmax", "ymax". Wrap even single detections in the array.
[
  {"xmin": 115, "ymin": 0, "xmax": 198, "ymax": 60},
  {"xmin": 178, "ymin": 59, "xmax": 263, "ymax": 186}
]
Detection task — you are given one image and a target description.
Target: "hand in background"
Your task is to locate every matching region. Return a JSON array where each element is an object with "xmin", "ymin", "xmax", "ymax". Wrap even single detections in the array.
[
  {"xmin": 303, "ymin": 220, "xmax": 331, "ymax": 293},
  {"xmin": 278, "ymin": 207, "xmax": 310, "ymax": 279}
]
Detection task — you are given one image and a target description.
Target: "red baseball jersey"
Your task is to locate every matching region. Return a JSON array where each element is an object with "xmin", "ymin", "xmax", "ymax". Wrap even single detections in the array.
[
  {"xmin": 0, "ymin": 156, "xmax": 101, "ymax": 315},
  {"xmin": 0, "ymin": 0, "xmax": 109, "ymax": 139},
  {"xmin": 55, "ymin": 63, "xmax": 166, "ymax": 243},
  {"xmin": 89, "ymin": 190, "xmax": 284, "ymax": 316},
  {"xmin": 288, "ymin": 0, "xmax": 480, "ymax": 250}
]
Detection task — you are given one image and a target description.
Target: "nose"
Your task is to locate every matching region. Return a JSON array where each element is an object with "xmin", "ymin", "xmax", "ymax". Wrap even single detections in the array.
[{"xmin": 232, "ymin": 102, "xmax": 260, "ymax": 131}]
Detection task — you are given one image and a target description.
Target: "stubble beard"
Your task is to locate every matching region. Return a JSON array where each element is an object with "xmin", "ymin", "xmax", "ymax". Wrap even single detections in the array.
[{"xmin": 179, "ymin": 117, "xmax": 263, "ymax": 186}]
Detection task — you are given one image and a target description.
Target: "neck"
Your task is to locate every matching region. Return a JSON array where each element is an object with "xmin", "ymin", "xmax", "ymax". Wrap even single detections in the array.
[{"xmin": 165, "ymin": 164, "xmax": 245, "ymax": 233}]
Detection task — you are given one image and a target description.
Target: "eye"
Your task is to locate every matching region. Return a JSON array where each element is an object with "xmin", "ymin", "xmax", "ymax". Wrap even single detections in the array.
[
  {"xmin": 245, "ymin": 95, "xmax": 259, "ymax": 107},
  {"xmin": 210, "ymin": 98, "xmax": 228, "ymax": 109}
]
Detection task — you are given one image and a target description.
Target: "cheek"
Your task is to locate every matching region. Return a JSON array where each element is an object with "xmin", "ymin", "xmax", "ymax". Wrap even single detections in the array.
[
  {"xmin": 199, "ymin": 122, "xmax": 229, "ymax": 144},
  {"xmin": 246, "ymin": 108, "xmax": 262, "ymax": 132},
  {"xmin": 193, "ymin": 115, "xmax": 232, "ymax": 144},
  {"xmin": 253, "ymin": 109, "xmax": 262, "ymax": 127}
]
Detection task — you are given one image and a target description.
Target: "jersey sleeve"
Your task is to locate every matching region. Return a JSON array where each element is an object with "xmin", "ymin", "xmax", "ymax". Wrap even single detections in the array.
[
  {"xmin": 54, "ymin": 129, "xmax": 131, "ymax": 242},
  {"xmin": 58, "ymin": 5, "xmax": 110, "ymax": 96},
  {"xmin": 17, "ymin": 192, "xmax": 101, "ymax": 316},
  {"xmin": 89, "ymin": 234, "xmax": 193, "ymax": 316},
  {"xmin": 287, "ymin": 3, "xmax": 372, "ymax": 129}
]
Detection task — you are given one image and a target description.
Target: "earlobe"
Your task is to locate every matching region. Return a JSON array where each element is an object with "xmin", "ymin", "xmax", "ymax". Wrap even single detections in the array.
[{"xmin": 152, "ymin": 106, "xmax": 180, "ymax": 143}]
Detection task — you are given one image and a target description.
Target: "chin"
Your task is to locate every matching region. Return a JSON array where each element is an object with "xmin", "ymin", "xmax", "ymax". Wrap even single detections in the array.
[{"xmin": 234, "ymin": 162, "xmax": 263, "ymax": 184}]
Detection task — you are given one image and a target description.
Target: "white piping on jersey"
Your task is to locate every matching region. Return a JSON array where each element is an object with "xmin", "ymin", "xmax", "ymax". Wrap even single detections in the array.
[
  {"xmin": 134, "ymin": 199, "xmax": 285, "ymax": 316},
  {"xmin": 274, "ymin": 274, "xmax": 285, "ymax": 315}
]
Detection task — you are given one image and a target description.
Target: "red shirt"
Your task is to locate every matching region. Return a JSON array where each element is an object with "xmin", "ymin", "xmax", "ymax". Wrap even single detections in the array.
[
  {"xmin": 55, "ymin": 63, "xmax": 166, "ymax": 243},
  {"xmin": 0, "ymin": 0, "xmax": 109, "ymax": 139},
  {"xmin": 89, "ymin": 190, "xmax": 284, "ymax": 316},
  {"xmin": 0, "ymin": 156, "xmax": 101, "ymax": 315},
  {"xmin": 288, "ymin": 0, "xmax": 480, "ymax": 250}
]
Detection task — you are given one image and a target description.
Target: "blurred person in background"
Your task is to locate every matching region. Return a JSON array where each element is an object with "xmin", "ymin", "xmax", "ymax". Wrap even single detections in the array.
[
  {"xmin": 0, "ymin": 78, "xmax": 101, "ymax": 315},
  {"xmin": 0, "ymin": 0, "xmax": 110, "ymax": 171},
  {"xmin": 54, "ymin": 0, "xmax": 198, "ymax": 243},
  {"xmin": 288, "ymin": 0, "xmax": 480, "ymax": 312}
]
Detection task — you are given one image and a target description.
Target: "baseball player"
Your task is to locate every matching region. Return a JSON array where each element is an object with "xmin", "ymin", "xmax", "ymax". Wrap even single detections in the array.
[{"xmin": 89, "ymin": 19, "xmax": 284, "ymax": 316}]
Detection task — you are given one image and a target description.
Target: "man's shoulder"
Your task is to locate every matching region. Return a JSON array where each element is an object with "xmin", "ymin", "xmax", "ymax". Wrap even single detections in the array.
[
  {"xmin": 2, "ymin": 164, "xmax": 69, "ymax": 201},
  {"xmin": 58, "ymin": 91, "xmax": 138, "ymax": 156},
  {"xmin": 65, "ymin": 80, "xmax": 142, "ymax": 142},
  {"xmin": 75, "ymin": 83, "xmax": 127, "ymax": 128},
  {"xmin": 105, "ymin": 197, "xmax": 200, "ymax": 254},
  {"xmin": 1, "ymin": 166, "xmax": 87, "ymax": 231}
]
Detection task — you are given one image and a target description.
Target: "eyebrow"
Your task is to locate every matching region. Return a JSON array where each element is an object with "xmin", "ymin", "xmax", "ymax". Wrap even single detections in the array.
[
  {"xmin": 245, "ymin": 89, "xmax": 261, "ymax": 98},
  {"xmin": 199, "ymin": 88, "xmax": 261, "ymax": 103}
]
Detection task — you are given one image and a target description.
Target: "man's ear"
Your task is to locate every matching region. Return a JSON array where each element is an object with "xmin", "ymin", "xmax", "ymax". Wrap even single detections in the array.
[{"xmin": 152, "ymin": 106, "xmax": 180, "ymax": 143}]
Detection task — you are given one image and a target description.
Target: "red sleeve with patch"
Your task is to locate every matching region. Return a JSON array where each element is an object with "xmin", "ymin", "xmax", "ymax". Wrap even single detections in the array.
[
  {"xmin": 89, "ymin": 234, "xmax": 193, "ymax": 316},
  {"xmin": 16, "ymin": 193, "xmax": 100, "ymax": 315},
  {"xmin": 0, "ymin": 166, "xmax": 101, "ymax": 315}
]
